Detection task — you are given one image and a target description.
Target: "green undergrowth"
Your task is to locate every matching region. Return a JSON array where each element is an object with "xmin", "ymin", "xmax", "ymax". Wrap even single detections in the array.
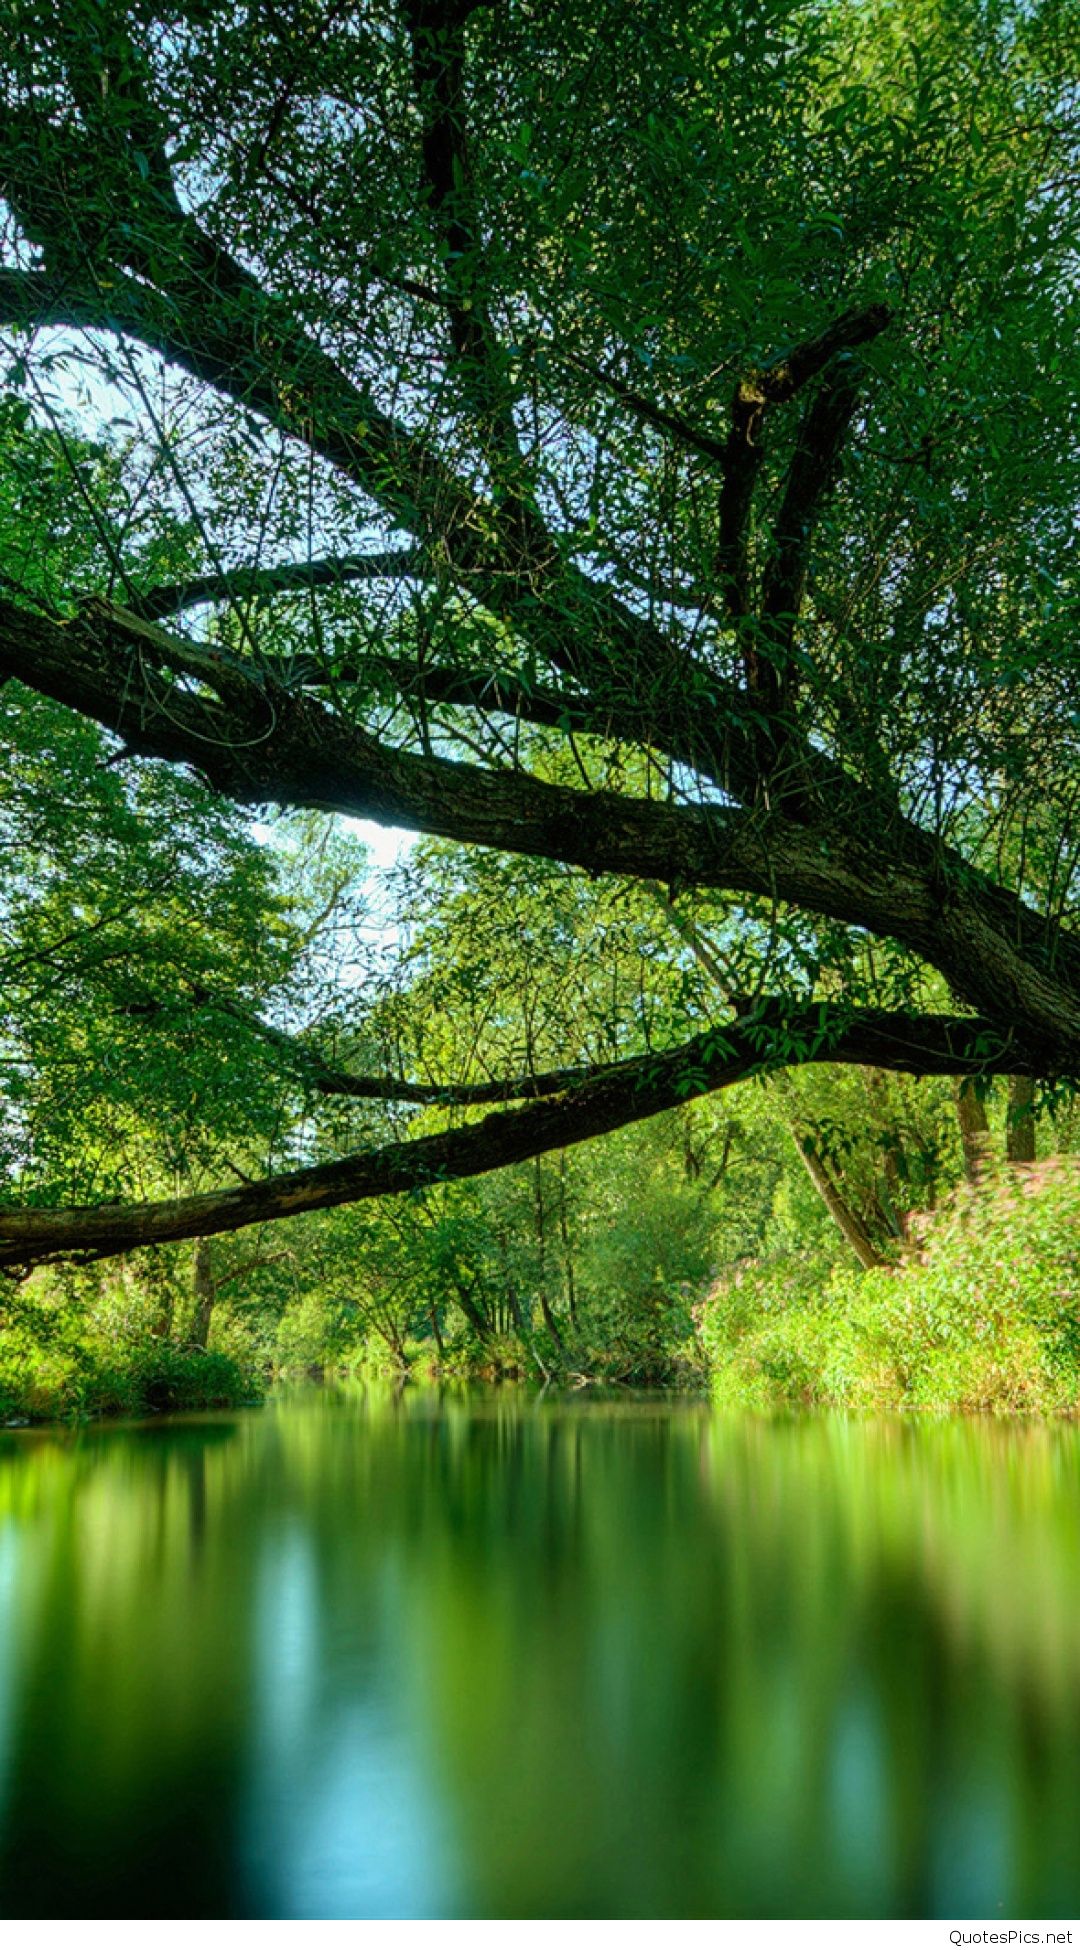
[
  {"xmin": 0, "ymin": 1307, "xmax": 262, "ymax": 1425},
  {"xmin": 700, "ymin": 1161, "xmax": 1080, "ymax": 1413}
]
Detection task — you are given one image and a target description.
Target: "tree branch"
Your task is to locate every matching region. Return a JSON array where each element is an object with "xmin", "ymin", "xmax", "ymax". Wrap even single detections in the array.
[
  {"xmin": 202, "ymin": 992, "xmax": 615, "ymax": 1103},
  {"xmin": 0, "ymin": 1006, "xmax": 1032, "ymax": 1267},
  {"xmin": 403, "ymin": 0, "xmax": 518, "ymax": 450},
  {"xmin": 715, "ymin": 303, "xmax": 892, "ymax": 632},
  {"xmin": 757, "ymin": 303, "xmax": 893, "ymax": 404},
  {"xmin": 758, "ymin": 355, "xmax": 867, "ymax": 703},
  {"xmin": 129, "ymin": 551, "xmax": 425, "ymax": 620},
  {"xmin": 1, "ymin": 592, "xmax": 1078, "ymax": 1061}
]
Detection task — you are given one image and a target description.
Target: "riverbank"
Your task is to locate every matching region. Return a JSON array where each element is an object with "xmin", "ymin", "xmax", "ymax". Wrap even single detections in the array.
[
  {"xmin": 0, "ymin": 1325, "xmax": 262, "ymax": 1425},
  {"xmin": 5, "ymin": 1160, "xmax": 1078, "ymax": 1425},
  {"xmin": 700, "ymin": 1159, "xmax": 1080, "ymax": 1414}
]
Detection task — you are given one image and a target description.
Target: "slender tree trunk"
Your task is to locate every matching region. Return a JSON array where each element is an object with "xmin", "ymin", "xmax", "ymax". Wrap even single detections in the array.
[
  {"xmin": 454, "ymin": 1277, "xmax": 492, "ymax": 1344},
  {"xmin": 495, "ymin": 1226, "xmax": 525, "ymax": 1334},
  {"xmin": 191, "ymin": 1237, "xmax": 216, "ymax": 1348},
  {"xmin": 428, "ymin": 1301, "xmax": 445, "ymax": 1359},
  {"xmin": 1006, "ymin": 1074, "xmax": 1037, "ymax": 1165},
  {"xmin": 557, "ymin": 1153, "xmax": 578, "ymax": 1328},
  {"xmin": 506, "ymin": 1281, "xmax": 523, "ymax": 1333},
  {"xmin": 955, "ymin": 1079, "xmax": 993, "ymax": 1184},
  {"xmin": 533, "ymin": 1158, "xmax": 564, "ymax": 1348},
  {"xmin": 790, "ymin": 1129, "xmax": 886, "ymax": 1270},
  {"xmin": 776, "ymin": 1074, "xmax": 885, "ymax": 1267}
]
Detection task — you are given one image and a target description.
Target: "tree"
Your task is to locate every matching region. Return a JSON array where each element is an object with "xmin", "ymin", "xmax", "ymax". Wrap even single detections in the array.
[{"xmin": 0, "ymin": 0, "xmax": 1076, "ymax": 1267}]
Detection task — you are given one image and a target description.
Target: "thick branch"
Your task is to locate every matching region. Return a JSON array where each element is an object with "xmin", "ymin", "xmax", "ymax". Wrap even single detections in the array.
[
  {"xmin": 758, "ymin": 357, "xmax": 866, "ymax": 696},
  {"xmin": 2, "ymin": 593, "xmax": 1079, "ymax": 1062},
  {"xmin": 0, "ymin": 1007, "xmax": 1032, "ymax": 1267},
  {"xmin": 757, "ymin": 303, "xmax": 893, "ymax": 404},
  {"xmin": 715, "ymin": 304, "xmax": 891, "ymax": 632}
]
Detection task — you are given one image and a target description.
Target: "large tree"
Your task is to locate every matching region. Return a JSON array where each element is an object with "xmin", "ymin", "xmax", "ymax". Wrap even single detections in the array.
[{"xmin": 0, "ymin": 0, "xmax": 1077, "ymax": 1266}]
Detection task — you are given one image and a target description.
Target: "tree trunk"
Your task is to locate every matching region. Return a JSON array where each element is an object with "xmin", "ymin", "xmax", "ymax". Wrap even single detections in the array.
[
  {"xmin": 557, "ymin": 1153, "xmax": 578, "ymax": 1328},
  {"xmin": 454, "ymin": 1277, "xmax": 492, "ymax": 1344},
  {"xmin": 142, "ymin": 1247, "xmax": 175, "ymax": 1340},
  {"xmin": 533, "ymin": 1158, "xmax": 564, "ymax": 1348},
  {"xmin": 190, "ymin": 1237, "xmax": 216, "ymax": 1349},
  {"xmin": 790, "ymin": 1129, "xmax": 886, "ymax": 1270},
  {"xmin": 1006, "ymin": 1074, "xmax": 1037, "ymax": 1165},
  {"xmin": 955, "ymin": 1079, "xmax": 993, "ymax": 1184}
]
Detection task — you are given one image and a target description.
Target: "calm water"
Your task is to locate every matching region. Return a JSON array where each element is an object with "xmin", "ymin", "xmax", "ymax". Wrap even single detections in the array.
[{"xmin": 0, "ymin": 1390, "xmax": 1079, "ymax": 1918}]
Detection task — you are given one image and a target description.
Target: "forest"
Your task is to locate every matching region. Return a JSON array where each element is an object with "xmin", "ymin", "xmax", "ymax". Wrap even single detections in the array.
[{"xmin": 0, "ymin": 0, "xmax": 1078, "ymax": 1420}]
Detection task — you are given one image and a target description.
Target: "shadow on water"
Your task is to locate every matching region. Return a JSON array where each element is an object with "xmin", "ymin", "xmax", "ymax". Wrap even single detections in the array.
[{"xmin": 0, "ymin": 1388, "xmax": 1078, "ymax": 1918}]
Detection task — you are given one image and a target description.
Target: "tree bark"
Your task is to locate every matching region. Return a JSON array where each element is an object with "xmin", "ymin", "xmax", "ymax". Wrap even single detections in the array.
[
  {"xmin": 533, "ymin": 1158, "xmax": 564, "ymax": 1349},
  {"xmin": 452, "ymin": 1276, "xmax": 493, "ymax": 1344},
  {"xmin": 557, "ymin": 1153, "xmax": 578, "ymax": 1328},
  {"xmin": 190, "ymin": 1238, "xmax": 216, "ymax": 1349},
  {"xmin": 866, "ymin": 1067, "xmax": 910, "ymax": 1241},
  {"xmin": 1006, "ymin": 1074, "xmax": 1037, "ymax": 1165},
  {"xmin": 789, "ymin": 1129, "xmax": 886, "ymax": 1270},
  {"xmin": 955, "ymin": 1079, "xmax": 994, "ymax": 1184}
]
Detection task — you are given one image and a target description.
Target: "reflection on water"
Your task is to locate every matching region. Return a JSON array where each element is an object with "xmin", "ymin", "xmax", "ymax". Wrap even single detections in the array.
[{"xmin": 0, "ymin": 1390, "xmax": 1078, "ymax": 1918}]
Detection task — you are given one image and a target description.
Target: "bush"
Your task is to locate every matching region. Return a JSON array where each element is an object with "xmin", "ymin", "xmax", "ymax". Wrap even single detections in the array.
[
  {"xmin": 698, "ymin": 1162, "xmax": 1080, "ymax": 1414},
  {"xmin": 0, "ymin": 1309, "xmax": 261, "ymax": 1424}
]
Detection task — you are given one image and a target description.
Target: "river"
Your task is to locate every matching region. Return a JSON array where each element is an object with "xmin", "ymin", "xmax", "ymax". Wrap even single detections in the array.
[{"xmin": 0, "ymin": 1389, "xmax": 1078, "ymax": 1918}]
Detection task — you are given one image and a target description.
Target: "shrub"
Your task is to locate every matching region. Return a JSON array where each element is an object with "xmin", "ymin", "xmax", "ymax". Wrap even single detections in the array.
[
  {"xmin": 698, "ymin": 1162, "xmax": 1080, "ymax": 1414},
  {"xmin": 0, "ymin": 1309, "xmax": 261, "ymax": 1424}
]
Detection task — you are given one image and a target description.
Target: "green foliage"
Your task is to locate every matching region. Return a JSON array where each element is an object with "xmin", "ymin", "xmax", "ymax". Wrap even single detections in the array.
[
  {"xmin": 0, "ymin": 1282, "xmax": 260, "ymax": 1423},
  {"xmin": 700, "ymin": 1162, "xmax": 1080, "ymax": 1413},
  {"xmin": 274, "ymin": 1286, "xmax": 359, "ymax": 1378},
  {"xmin": 0, "ymin": 0, "xmax": 1077, "ymax": 1410}
]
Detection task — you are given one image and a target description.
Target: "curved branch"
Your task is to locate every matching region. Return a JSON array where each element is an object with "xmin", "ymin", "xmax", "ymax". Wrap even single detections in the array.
[
  {"xmin": 2, "ymin": 592, "xmax": 1079, "ymax": 1061},
  {"xmin": 757, "ymin": 304, "xmax": 893, "ymax": 405},
  {"xmin": 203, "ymin": 993, "xmax": 616, "ymax": 1103},
  {"xmin": 562, "ymin": 304, "xmax": 893, "ymax": 484},
  {"xmin": 0, "ymin": 1006, "xmax": 1031, "ymax": 1267}
]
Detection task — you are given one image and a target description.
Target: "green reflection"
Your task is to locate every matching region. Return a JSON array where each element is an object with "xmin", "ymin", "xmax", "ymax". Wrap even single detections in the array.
[{"xmin": 0, "ymin": 1394, "xmax": 1078, "ymax": 1918}]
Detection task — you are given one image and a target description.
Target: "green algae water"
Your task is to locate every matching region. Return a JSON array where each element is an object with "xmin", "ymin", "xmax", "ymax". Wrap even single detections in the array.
[{"xmin": 0, "ymin": 1390, "xmax": 1079, "ymax": 1919}]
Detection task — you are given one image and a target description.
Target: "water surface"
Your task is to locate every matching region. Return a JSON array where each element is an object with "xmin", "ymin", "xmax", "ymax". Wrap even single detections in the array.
[{"xmin": 0, "ymin": 1389, "xmax": 1078, "ymax": 1918}]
